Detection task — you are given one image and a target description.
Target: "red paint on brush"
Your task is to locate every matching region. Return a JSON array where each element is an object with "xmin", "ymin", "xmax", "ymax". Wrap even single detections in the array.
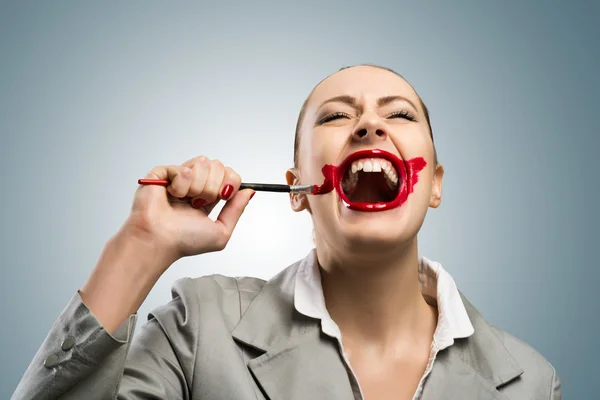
[{"xmin": 312, "ymin": 149, "xmax": 427, "ymax": 212}]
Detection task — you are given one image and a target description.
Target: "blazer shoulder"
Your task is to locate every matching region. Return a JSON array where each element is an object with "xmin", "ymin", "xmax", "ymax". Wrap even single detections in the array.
[
  {"xmin": 488, "ymin": 324, "xmax": 561, "ymax": 397},
  {"xmin": 491, "ymin": 324, "xmax": 558, "ymax": 376},
  {"xmin": 460, "ymin": 294, "xmax": 561, "ymax": 397},
  {"xmin": 182, "ymin": 274, "xmax": 267, "ymax": 303},
  {"xmin": 148, "ymin": 274, "xmax": 267, "ymax": 331}
]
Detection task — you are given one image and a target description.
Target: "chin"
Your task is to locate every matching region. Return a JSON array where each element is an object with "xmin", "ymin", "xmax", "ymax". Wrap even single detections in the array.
[{"xmin": 337, "ymin": 217, "xmax": 418, "ymax": 254}]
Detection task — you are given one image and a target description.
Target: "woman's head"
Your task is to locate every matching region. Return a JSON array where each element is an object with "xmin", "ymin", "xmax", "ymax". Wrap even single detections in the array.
[
  {"xmin": 286, "ymin": 65, "xmax": 443, "ymax": 256},
  {"xmin": 293, "ymin": 65, "xmax": 437, "ymax": 168}
]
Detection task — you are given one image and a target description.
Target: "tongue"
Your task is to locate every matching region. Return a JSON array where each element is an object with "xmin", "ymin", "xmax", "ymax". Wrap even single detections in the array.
[{"xmin": 347, "ymin": 172, "xmax": 395, "ymax": 203}]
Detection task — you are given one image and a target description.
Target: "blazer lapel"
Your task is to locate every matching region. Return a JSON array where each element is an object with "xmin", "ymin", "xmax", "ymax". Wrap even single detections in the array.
[
  {"xmin": 421, "ymin": 294, "xmax": 524, "ymax": 400},
  {"xmin": 231, "ymin": 260, "xmax": 356, "ymax": 400},
  {"xmin": 246, "ymin": 332, "xmax": 355, "ymax": 400},
  {"xmin": 420, "ymin": 347, "xmax": 511, "ymax": 400}
]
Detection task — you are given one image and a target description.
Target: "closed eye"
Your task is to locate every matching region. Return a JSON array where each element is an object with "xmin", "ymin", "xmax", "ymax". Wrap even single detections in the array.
[
  {"xmin": 318, "ymin": 112, "xmax": 351, "ymax": 124},
  {"xmin": 387, "ymin": 110, "xmax": 416, "ymax": 121}
]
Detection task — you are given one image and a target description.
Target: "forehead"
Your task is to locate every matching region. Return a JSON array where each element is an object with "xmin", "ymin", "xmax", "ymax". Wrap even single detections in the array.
[{"xmin": 308, "ymin": 66, "xmax": 420, "ymax": 108}]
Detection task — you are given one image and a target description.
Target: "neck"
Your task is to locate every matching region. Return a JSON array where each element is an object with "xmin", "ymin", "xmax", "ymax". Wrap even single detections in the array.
[{"xmin": 316, "ymin": 238, "xmax": 437, "ymax": 346}]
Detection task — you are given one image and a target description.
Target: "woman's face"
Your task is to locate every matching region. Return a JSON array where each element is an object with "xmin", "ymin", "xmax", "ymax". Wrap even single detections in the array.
[{"xmin": 287, "ymin": 66, "xmax": 443, "ymax": 254}]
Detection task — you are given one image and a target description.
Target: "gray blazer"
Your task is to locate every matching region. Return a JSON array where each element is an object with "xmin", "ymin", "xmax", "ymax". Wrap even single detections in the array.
[{"xmin": 13, "ymin": 258, "xmax": 561, "ymax": 399}]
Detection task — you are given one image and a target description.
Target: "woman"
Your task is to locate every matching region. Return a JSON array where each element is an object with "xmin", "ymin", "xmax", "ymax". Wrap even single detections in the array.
[{"xmin": 13, "ymin": 65, "xmax": 561, "ymax": 399}]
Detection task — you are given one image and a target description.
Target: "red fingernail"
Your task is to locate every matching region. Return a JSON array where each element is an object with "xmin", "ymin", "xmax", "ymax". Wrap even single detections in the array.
[
  {"xmin": 221, "ymin": 184, "xmax": 233, "ymax": 200},
  {"xmin": 250, "ymin": 192, "xmax": 256, "ymax": 200},
  {"xmin": 192, "ymin": 198, "xmax": 206, "ymax": 208}
]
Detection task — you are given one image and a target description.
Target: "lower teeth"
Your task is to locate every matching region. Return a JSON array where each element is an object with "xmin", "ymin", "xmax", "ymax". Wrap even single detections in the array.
[
  {"xmin": 342, "ymin": 178, "xmax": 358, "ymax": 193},
  {"xmin": 385, "ymin": 175, "xmax": 397, "ymax": 190}
]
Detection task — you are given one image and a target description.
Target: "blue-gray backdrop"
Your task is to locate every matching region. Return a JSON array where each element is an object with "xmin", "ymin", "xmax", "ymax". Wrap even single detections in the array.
[{"xmin": 1, "ymin": 1, "xmax": 598, "ymax": 398}]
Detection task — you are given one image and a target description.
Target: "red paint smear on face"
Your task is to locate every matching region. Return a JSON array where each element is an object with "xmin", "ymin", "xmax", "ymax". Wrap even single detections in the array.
[
  {"xmin": 313, "ymin": 156, "xmax": 427, "ymax": 212},
  {"xmin": 312, "ymin": 164, "xmax": 336, "ymax": 195}
]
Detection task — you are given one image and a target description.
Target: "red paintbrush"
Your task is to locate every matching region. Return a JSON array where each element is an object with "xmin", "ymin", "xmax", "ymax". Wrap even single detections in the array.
[{"xmin": 137, "ymin": 179, "xmax": 326, "ymax": 194}]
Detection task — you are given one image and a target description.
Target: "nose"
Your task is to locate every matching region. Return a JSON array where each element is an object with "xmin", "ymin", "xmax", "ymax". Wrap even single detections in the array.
[{"xmin": 352, "ymin": 113, "xmax": 388, "ymax": 142}]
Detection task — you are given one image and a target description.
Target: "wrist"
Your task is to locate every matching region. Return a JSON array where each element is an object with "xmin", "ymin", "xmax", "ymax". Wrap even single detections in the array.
[
  {"xmin": 117, "ymin": 218, "xmax": 180, "ymax": 274},
  {"xmin": 79, "ymin": 225, "xmax": 175, "ymax": 333}
]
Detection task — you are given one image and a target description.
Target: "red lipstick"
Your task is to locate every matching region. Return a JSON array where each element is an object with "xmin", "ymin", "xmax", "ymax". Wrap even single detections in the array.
[{"xmin": 313, "ymin": 149, "xmax": 427, "ymax": 211}]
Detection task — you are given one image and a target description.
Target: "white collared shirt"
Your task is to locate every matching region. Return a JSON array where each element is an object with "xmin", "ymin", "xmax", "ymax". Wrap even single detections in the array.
[{"xmin": 294, "ymin": 251, "xmax": 475, "ymax": 400}]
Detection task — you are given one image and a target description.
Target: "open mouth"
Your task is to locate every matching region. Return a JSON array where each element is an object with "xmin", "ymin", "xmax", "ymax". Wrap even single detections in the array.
[
  {"xmin": 334, "ymin": 149, "xmax": 408, "ymax": 212},
  {"xmin": 341, "ymin": 157, "xmax": 400, "ymax": 203},
  {"xmin": 317, "ymin": 149, "xmax": 427, "ymax": 212}
]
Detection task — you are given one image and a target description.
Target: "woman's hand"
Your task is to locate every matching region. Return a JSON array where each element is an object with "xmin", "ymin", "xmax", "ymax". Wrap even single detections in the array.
[
  {"xmin": 80, "ymin": 156, "xmax": 253, "ymax": 333},
  {"xmin": 127, "ymin": 156, "xmax": 254, "ymax": 267}
]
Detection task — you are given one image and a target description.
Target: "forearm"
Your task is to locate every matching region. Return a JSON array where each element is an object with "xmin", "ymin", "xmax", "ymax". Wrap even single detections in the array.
[
  {"xmin": 12, "ymin": 292, "xmax": 137, "ymax": 400},
  {"xmin": 80, "ymin": 226, "xmax": 173, "ymax": 334},
  {"xmin": 13, "ymin": 230, "xmax": 183, "ymax": 400}
]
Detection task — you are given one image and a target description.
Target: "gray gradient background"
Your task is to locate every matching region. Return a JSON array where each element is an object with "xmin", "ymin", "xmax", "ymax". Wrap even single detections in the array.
[{"xmin": 1, "ymin": 1, "xmax": 598, "ymax": 398}]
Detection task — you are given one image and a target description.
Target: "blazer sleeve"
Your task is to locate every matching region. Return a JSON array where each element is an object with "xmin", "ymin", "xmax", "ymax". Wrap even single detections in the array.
[
  {"xmin": 550, "ymin": 367, "xmax": 562, "ymax": 400},
  {"xmin": 12, "ymin": 291, "xmax": 189, "ymax": 400}
]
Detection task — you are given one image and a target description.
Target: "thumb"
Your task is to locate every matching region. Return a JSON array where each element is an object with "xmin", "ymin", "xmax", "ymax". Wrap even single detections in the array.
[{"xmin": 214, "ymin": 189, "xmax": 255, "ymax": 236}]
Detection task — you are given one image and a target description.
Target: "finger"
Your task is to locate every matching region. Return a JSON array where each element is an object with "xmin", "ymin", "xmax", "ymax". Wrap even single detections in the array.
[
  {"xmin": 211, "ymin": 189, "xmax": 255, "ymax": 247},
  {"xmin": 168, "ymin": 166, "xmax": 193, "ymax": 198},
  {"xmin": 195, "ymin": 159, "xmax": 225, "ymax": 205},
  {"xmin": 145, "ymin": 165, "xmax": 192, "ymax": 198},
  {"xmin": 185, "ymin": 157, "xmax": 210, "ymax": 198},
  {"xmin": 182, "ymin": 155, "xmax": 209, "ymax": 168},
  {"xmin": 193, "ymin": 165, "xmax": 242, "ymax": 213},
  {"xmin": 219, "ymin": 167, "xmax": 242, "ymax": 201}
]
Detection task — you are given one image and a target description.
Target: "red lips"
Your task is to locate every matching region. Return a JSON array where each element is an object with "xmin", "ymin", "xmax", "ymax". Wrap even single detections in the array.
[{"xmin": 315, "ymin": 149, "xmax": 427, "ymax": 212}]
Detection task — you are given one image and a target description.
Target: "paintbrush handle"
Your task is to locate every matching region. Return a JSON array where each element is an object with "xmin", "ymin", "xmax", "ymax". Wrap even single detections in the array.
[
  {"xmin": 240, "ymin": 183, "xmax": 317, "ymax": 194},
  {"xmin": 137, "ymin": 179, "xmax": 316, "ymax": 194},
  {"xmin": 239, "ymin": 183, "xmax": 290, "ymax": 192}
]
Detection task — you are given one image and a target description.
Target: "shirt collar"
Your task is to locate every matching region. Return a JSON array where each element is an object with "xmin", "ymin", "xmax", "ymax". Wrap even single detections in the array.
[{"xmin": 294, "ymin": 249, "xmax": 475, "ymax": 349}]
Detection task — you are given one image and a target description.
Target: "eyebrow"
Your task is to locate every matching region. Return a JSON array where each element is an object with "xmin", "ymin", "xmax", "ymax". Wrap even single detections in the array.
[{"xmin": 317, "ymin": 95, "xmax": 419, "ymax": 112}]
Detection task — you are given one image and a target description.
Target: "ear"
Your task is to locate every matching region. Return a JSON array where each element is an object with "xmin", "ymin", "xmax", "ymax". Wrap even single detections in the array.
[
  {"xmin": 286, "ymin": 168, "xmax": 310, "ymax": 212},
  {"xmin": 429, "ymin": 163, "xmax": 444, "ymax": 208}
]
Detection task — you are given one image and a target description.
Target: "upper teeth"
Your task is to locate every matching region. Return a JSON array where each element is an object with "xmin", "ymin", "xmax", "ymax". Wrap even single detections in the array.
[{"xmin": 342, "ymin": 158, "xmax": 399, "ymax": 193}]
